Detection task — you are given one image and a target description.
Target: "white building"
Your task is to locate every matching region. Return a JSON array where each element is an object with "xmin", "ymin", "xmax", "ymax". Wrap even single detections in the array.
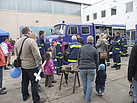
[{"xmin": 82, "ymin": 0, "xmax": 137, "ymax": 41}]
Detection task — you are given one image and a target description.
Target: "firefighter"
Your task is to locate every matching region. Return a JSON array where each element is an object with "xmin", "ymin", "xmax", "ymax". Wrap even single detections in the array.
[
  {"xmin": 64, "ymin": 35, "xmax": 82, "ymax": 82},
  {"xmin": 56, "ymin": 36, "xmax": 63, "ymax": 75},
  {"xmin": 111, "ymin": 31, "xmax": 122, "ymax": 70},
  {"xmin": 121, "ymin": 34, "xmax": 128, "ymax": 57},
  {"xmin": 106, "ymin": 34, "xmax": 112, "ymax": 66},
  {"xmin": 37, "ymin": 30, "xmax": 47, "ymax": 63},
  {"xmin": 37, "ymin": 30, "xmax": 47, "ymax": 78}
]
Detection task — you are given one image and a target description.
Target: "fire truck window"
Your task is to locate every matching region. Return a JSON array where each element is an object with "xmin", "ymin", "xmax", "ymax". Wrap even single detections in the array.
[
  {"xmin": 82, "ymin": 27, "xmax": 89, "ymax": 34},
  {"xmin": 68, "ymin": 27, "xmax": 77, "ymax": 35}
]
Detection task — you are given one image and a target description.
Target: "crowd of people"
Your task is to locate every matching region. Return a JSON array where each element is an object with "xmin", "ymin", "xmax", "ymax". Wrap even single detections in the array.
[{"xmin": 0, "ymin": 26, "xmax": 136, "ymax": 103}]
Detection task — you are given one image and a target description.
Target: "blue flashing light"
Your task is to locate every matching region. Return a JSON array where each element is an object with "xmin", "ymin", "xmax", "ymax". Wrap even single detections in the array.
[{"xmin": 62, "ymin": 20, "xmax": 65, "ymax": 23}]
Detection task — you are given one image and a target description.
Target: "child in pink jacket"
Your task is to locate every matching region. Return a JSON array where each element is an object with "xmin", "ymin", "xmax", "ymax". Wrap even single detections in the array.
[
  {"xmin": 6, "ymin": 38, "xmax": 15, "ymax": 66},
  {"xmin": 44, "ymin": 52, "xmax": 55, "ymax": 87}
]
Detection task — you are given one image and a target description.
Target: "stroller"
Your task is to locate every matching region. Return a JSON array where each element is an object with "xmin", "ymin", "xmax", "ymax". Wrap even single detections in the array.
[{"xmin": 129, "ymin": 83, "xmax": 135, "ymax": 103}]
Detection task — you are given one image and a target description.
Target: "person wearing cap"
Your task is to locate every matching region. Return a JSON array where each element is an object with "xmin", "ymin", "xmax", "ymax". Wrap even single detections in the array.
[
  {"xmin": 65, "ymin": 35, "xmax": 81, "ymax": 83},
  {"xmin": 56, "ymin": 36, "xmax": 63, "ymax": 75},
  {"xmin": 78, "ymin": 36, "xmax": 99, "ymax": 103},
  {"xmin": 95, "ymin": 64, "xmax": 107, "ymax": 96},
  {"xmin": 121, "ymin": 34, "xmax": 128, "ymax": 57},
  {"xmin": 77, "ymin": 33, "xmax": 85, "ymax": 46}
]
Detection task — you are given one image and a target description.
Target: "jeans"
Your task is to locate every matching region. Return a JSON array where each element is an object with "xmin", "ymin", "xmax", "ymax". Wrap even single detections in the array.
[
  {"xmin": 0, "ymin": 66, "xmax": 3, "ymax": 88},
  {"xmin": 95, "ymin": 84, "xmax": 105, "ymax": 94},
  {"xmin": 51, "ymin": 73, "xmax": 54, "ymax": 81},
  {"xmin": 21, "ymin": 67, "xmax": 40, "ymax": 103},
  {"xmin": 133, "ymin": 79, "xmax": 137, "ymax": 103},
  {"xmin": 80, "ymin": 69, "xmax": 96, "ymax": 103}
]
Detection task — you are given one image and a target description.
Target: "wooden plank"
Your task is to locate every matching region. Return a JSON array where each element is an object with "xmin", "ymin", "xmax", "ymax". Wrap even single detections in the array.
[{"xmin": 64, "ymin": 63, "xmax": 78, "ymax": 72}]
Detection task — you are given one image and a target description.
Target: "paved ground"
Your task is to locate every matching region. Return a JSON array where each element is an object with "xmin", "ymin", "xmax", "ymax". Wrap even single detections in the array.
[{"xmin": 0, "ymin": 53, "xmax": 134, "ymax": 103}]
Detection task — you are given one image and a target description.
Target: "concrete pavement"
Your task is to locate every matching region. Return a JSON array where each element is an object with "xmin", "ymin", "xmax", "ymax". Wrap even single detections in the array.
[{"xmin": 0, "ymin": 55, "xmax": 133, "ymax": 103}]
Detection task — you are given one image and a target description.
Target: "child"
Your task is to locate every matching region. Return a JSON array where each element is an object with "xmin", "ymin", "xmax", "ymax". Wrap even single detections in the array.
[
  {"xmin": 95, "ymin": 64, "xmax": 107, "ymax": 96},
  {"xmin": 44, "ymin": 52, "xmax": 55, "ymax": 87},
  {"xmin": 48, "ymin": 47, "xmax": 57, "ymax": 83},
  {"xmin": 56, "ymin": 36, "xmax": 63, "ymax": 75}
]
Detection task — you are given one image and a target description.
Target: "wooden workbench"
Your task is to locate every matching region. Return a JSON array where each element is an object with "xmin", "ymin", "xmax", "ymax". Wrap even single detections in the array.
[{"xmin": 59, "ymin": 63, "xmax": 80, "ymax": 94}]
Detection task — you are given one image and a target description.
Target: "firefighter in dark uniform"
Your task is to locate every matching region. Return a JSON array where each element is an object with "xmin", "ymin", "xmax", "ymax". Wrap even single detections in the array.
[
  {"xmin": 121, "ymin": 34, "xmax": 128, "ymax": 57},
  {"xmin": 56, "ymin": 36, "xmax": 63, "ymax": 75},
  {"xmin": 111, "ymin": 31, "xmax": 122, "ymax": 70},
  {"xmin": 65, "ymin": 35, "xmax": 82, "ymax": 82},
  {"xmin": 37, "ymin": 30, "xmax": 47, "ymax": 77},
  {"xmin": 106, "ymin": 34, "xmax": 112, "ymax": 66}
]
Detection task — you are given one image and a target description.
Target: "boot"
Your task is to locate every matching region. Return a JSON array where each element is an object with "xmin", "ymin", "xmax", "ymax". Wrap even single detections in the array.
[
  {"xmin": 111, "ymin": 65, "xmax": 117, "ymax": 68},
  {"xmin": 116, "ymin": 66, "xmax": 120, "ymax": 70}
]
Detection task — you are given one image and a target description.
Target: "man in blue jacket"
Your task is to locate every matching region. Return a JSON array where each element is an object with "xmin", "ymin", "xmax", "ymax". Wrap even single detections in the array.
[
  {"xmin": 37, "ymin": 30, "xmax": 47, "ymax": 63},
  {"xmin": 37, "ymin": 30, "xmax": 47, "ymax": 78},
  {"xmin": 65, "ymin": 35, "xmax": 81, "ymax": 81},
  {"xmin": 111, "ymin": 31, "xmax": 122, "ymax": 70}
]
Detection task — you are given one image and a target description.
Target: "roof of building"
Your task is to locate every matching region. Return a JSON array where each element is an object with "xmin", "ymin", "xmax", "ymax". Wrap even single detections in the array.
[{"xmin": 48, "ymin": 0, "xmax": 91, "ymax": 6}]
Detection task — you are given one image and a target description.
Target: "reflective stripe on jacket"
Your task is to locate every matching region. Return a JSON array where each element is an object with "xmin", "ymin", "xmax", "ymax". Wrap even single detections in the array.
[
  {"xmin": 66, "ymin": 40, "xmax": 82, "ymax": 63},
  {"xmin": 112, "ymin": 35, "xmax": 122, "ymax": 54},
  {"xmin": 37, "ymin": 36, "xmax": 47, "ymax": 60},
  {"xmin": 56, "ymin": 41, "xmax": 63, "ymax": 59},
  {"xmin": 122, "ymin": 36, "xmax": 127, "ymax": 48}
]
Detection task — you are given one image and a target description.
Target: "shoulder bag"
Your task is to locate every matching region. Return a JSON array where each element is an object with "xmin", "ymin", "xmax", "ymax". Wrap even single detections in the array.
[
  {"xmin": 13, "ymin": 38, "xmax": 27, "ymax": 67},
  {"xmin": 100, "ymin": 52, "xmax": 107, "ymax": 59}
]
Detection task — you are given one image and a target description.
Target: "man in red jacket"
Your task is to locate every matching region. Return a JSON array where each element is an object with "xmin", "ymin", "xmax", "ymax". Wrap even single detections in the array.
[{"xmin": 0, "ymin": 46, "xmax": 7, "ymax": 95}]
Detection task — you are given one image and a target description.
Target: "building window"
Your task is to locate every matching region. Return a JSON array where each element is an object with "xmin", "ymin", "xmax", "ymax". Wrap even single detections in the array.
[
  {"xmin": 93, "ymin": 13, "xmax": 97, "ymax": 20},
  {"xmin": 101, "ymin": 10, "xmax": 106, "ymax": 18},
  {"xmin": 86, "ymin": 15, "xmax": 89, "ymax": 21},
  {"xmin": 126, "ymin": 1, "xmax": 133, "ymax": 12},
  {"xmin": 111, "ymin": 7, "xmax": 116, "ymax": 15}
]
